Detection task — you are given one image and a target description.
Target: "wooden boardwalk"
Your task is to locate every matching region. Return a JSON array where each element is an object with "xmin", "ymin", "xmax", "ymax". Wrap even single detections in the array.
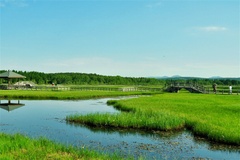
[
  {"xmin": 2, "ymin": 84, "xmax": 239, "ymax": 95},
  {"xmin": 165, "ymin": 83, "xmax": 205, "ymax": 93}
]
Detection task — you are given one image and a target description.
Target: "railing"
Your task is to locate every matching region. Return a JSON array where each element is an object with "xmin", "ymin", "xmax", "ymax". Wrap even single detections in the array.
[
  {"xmin": 165, "ymin": 83, "xmax": 240, "ymax": 94},
  {"xmin": 1, "ymin": 85, "xmax": 162, "ymax": 92},
  {"xmin": 165, "ymin": 83, "xmax": 206, "ymax": 93},
  {"xmin": 2, "ymin": 84, "xmax": 239, "ymax": 95}
]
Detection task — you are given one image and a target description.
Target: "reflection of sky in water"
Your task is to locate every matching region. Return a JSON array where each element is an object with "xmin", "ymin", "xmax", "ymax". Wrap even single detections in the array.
[{"xmin": 0, "ymin": 99, "xmax": 239, "ymax": 159}]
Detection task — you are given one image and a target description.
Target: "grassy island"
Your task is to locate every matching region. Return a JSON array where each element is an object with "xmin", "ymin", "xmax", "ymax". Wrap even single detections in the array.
[{"xmin": 67, "ymin": 93, "xmax": 240, "ymax": 145}]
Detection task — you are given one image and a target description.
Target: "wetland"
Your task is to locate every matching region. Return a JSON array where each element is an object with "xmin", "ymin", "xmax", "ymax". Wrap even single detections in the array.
[{"xmin": 0, "ymin": 98, "xmax": 239, "ymax": 159}]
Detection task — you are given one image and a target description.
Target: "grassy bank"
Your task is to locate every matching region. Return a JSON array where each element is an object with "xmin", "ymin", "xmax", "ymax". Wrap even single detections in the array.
[
  {"xmin": 0, "ymin": 90, "xmax": 158, "ymax": 100},
  {"xmin": 0, "ymin": 133, "xmax": 127, "ymax": 160},
  {"xmin": 0, "ymin": 90, "xmax": 149, "ymax": 160},
  {"xmin": 67, "ymin": 93, "xmax": 240, "ymax": 145}
]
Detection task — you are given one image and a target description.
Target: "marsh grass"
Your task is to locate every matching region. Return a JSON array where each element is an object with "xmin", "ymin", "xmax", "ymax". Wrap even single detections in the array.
[
  {"xmin": 0, "ymin": 90, "xmax": 157, "ymax": 100},
  {"xmin": 67, "ymin": 93, "xmax": 240, "ymax": 145},
  {"xmin": 0, "ymin": 133, "xmax": 129, "ymax": 160},
  {"xmin": 67, "ymin": 111, "xmax": 184, "ymax": 131}
]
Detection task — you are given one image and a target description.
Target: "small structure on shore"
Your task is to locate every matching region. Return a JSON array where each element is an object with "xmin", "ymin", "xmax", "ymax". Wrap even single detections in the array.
[
  {"xmin": 0, "ymin": 70, "xmax": 26, "ymax": 89},
  {"xmin": 14, "ymin": 81, "xmax": 35, "ymax": 88},
  {"xmin": 0, "ymin": 100, "xmax": 25, "ymax": 112}
]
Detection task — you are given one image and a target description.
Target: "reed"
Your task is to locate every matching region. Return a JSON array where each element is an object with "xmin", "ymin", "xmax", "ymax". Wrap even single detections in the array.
[
  {"xmin": 67, "ymin": 93, "xmax": 240, "ymax": 145},
  {"xmin": 0, "ymin": 90, "xmax": 157, "ymax": 100},
  {"xmin": 67, "ymin": 111, "xmax": 184, "ymax": 131},
  {"xmin": 0, "ymin": 133, "xmax": 129, "ymax": 160}
]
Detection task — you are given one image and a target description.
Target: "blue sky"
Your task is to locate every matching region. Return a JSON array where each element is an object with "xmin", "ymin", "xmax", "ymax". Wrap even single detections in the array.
[{"xmin": 0, "ymin": 0, "xmax": 239, "ymax": 77}]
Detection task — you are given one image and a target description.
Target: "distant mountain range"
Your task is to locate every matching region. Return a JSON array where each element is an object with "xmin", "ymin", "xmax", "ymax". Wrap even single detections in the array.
[{"xmin": 151, "ymin": 75, "xmax": 240, "ymax": 80}]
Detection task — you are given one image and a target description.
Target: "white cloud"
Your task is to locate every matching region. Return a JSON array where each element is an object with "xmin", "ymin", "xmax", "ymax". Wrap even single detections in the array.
[
  {"xmin": 146, "ymin": 2, "xmax": 162, "ymax": 8},
  {"xmin": 196, "ymin": 26, "xmax": 227, "ymax": 32}
]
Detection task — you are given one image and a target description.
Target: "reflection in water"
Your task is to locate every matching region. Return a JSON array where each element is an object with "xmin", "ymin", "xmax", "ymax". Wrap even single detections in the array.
[
  {"xmin": 193, "ymin": 135, "xmax": 240, "ymax": 153},
  {"xmin": 0, "ymin": 99, "xmax": 239, "ymax": 160},
  {"xmin": 67, "ymin": 121, "xmax": 182, "ymax": 139},
  {"xmin": 0, "ymin": 100, "xmax": 25, "ymax": 112},
  {"xmin": 67, "ymin": 121, "xmax": 240, "ymax": 155}
]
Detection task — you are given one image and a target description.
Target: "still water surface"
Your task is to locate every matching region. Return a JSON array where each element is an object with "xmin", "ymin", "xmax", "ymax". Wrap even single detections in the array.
[{"xmin": 0, "ymin": 98, "xmax": 239, "ymax": 159}]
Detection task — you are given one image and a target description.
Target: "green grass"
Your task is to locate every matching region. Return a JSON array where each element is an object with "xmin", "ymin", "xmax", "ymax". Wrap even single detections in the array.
[
  {"xmin": 67, "ymin": 93, "xmax": 240, "ymax": 145},
  {"xmin": 0, "ymin": 89, "xmax": 152, "ymax": 159},
  {"xmin": 0, "ymin": 90, "xmax": 158, "ymax": 100},
  {"xmin": 0, "ymin": 133, "xmax": 131, "ymax": 160},
  {"xmin": 67, "ymin": 111, "xmax": 184, "ymax": 131}
]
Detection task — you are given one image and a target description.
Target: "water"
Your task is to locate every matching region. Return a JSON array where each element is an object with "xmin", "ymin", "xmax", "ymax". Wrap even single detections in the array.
[{"xmin": 0, "ymin": 98, "xmax": 239, "ymax": 159}]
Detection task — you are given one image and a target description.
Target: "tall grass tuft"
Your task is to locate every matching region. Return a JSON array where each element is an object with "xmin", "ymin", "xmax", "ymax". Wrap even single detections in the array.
[
  {"xmin": 67, "ymin": 98, "xmax": 185, "ymax": 131},
  {"xmin": 67, "ymin": 93, "xmax": 240, "ymax": 145},
  {"xmin": 0, "ymin": 133, "xmax": 131, "ymax": 160}
]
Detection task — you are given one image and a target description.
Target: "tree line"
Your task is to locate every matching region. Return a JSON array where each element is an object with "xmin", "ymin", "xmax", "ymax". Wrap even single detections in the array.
[
  {"xmin": 0, "ymin": 70, "xmax": 165, "ymax": 85},
  {"xmin": 0, "ymin": 70, "xmax": 239, "ymax": 86}
]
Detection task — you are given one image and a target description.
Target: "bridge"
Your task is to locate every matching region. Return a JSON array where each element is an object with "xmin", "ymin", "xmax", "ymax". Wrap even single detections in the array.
[{"xmin": 165, "ymin": 83, "xmax": 206, "ymax": 93}]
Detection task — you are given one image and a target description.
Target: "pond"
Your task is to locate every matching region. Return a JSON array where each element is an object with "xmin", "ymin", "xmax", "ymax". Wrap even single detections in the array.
[{"xmin": 0, "ymin": 98, "xmax": 239, "ymax": 159}]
